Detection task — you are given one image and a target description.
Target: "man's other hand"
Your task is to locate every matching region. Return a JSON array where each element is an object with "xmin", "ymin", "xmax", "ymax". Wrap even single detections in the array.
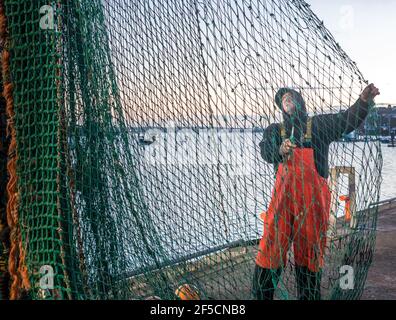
[{"xmin": 279, "ymin": 138, "xmax": 296, "ymax": 157}]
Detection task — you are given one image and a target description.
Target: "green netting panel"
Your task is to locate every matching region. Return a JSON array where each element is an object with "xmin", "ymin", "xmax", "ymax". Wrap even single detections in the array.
[
  {"xmin": 3, "ymin": 0, "xmax": 382, "ymax": 300},
  {"xmin": 3, "ymin": 0, "xmax": 66, "ymax": 298}
]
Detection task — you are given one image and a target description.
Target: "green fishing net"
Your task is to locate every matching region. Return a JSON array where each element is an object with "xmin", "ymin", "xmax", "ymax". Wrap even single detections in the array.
[{"xmin": 0, "ymin": 0, "xmax": 381, "ymax": 300}]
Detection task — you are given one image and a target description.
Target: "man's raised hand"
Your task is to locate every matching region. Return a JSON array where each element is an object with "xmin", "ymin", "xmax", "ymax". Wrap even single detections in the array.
[{"xmin": 360, "ymin": 83, "xmax": 380, "ymax": 103}]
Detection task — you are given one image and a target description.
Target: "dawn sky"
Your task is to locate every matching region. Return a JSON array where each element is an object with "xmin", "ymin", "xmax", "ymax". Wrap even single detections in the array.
[{"xmin": 308, "ymin": 0, "xmax": 396, "ymax": 104}]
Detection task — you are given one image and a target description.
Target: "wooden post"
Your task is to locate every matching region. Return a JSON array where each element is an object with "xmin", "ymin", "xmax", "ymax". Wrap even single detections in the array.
[{"xmin": 327, "ymin": 166, "xmax": 357, "ymax": 242}]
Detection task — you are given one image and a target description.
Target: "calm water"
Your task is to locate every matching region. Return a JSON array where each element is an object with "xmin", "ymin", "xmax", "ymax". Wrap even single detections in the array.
[
  {"xmin": 130, "ymin": 132, "xmax": 388, "ymax": 259},
  {"xmin": 380, "ymin": 144, "xmax": 396, "ymax": 200}
]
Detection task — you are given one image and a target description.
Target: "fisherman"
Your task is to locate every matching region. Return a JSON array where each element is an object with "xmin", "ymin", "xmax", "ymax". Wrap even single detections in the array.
[{"xmin": 253, "ymin": 83, "xmax": 380, "ymax": 300}]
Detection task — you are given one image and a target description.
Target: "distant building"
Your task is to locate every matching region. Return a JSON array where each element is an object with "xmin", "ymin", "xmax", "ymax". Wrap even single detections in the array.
[{"xmin": 357, "ymin": 104, "xmax": 396, "ymax": 136}]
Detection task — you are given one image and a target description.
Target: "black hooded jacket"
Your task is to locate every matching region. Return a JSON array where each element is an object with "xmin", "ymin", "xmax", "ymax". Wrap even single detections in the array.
[{"xmin": 260, "ymin": 88, "xmax": 372, "ymax": 179}]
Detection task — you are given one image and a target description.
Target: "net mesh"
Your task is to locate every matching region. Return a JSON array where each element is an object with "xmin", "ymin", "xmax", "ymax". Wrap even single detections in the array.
[{"xmin": 0, "ymin": 0, "xmax": 382, "ymax": 300}]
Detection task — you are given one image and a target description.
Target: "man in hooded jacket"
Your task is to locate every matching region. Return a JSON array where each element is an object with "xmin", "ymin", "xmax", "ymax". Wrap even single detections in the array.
[{"xmin": 253, "ymin": 83, "xmax": 380, "ymax": 300}]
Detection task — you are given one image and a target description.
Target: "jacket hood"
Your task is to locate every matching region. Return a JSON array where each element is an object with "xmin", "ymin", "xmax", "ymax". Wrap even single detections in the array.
[
  {"xmin": 275, "ymin": 87, "xmax": 308, "ymax": 146},
  {"xmin": 275, "ymin": 87, "xmax": 307, "ymax": 115}
]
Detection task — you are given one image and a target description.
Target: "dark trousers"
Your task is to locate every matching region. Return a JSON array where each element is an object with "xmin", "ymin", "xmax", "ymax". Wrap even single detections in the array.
[{"xmin": 252, "ymin": 264, "xmax": 322, "ymax": 300}]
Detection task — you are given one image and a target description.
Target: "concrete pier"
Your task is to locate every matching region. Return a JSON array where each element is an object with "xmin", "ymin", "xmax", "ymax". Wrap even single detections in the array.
[{"xmin": 362, "ymin": 198, "xmax": 396, "ymax": 299}]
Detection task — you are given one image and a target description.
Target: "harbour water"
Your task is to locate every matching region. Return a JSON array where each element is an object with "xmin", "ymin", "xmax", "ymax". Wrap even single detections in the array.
[
  {"xmin": 380, "ymin": 144, "xmax": 396, "ymax": 200},
  {"xmin": 131, "ymin": 132, "xmax": 387, "ymax": 262}
]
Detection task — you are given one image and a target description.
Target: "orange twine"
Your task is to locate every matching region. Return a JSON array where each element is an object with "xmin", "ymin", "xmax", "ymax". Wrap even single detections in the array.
[{"xmin": 0, "ymin": 2, "xmax": 30, "ymax": 299}]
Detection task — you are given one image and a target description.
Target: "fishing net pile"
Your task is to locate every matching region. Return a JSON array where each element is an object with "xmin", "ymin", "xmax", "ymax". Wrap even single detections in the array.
[{"xmin": 0, "ymin": 0, "xmax": 382, "ymax": 300}]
